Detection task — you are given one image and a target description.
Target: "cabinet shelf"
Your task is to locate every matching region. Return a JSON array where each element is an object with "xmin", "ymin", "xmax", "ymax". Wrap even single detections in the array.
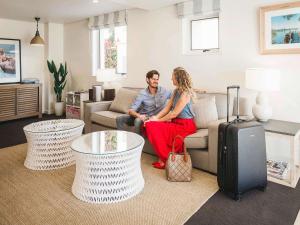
[{"xmin": 66, "ymin": 91, "xmax": 89, "ymax": 120}]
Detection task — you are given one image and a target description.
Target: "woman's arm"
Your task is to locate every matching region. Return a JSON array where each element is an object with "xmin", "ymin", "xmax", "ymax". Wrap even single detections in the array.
[
  {"xmin": 157, "ymin": 92, "xmax": 190, "ymax": 122},
  {"xmin": 152, "ymin": 92, "xmax": 175, "ymax": 119}
]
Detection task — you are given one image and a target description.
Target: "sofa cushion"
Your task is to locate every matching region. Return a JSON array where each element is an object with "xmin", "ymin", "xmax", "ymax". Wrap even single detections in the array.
[
  {"xmin": 109, "ymin": 88, "xmax": 138, "ymax": 113},
  {"xmin": 192, "ymin": 97, "xmax": 218, "ymax": 129},
  {"xmin": 184, "ymin": 129, "xmax": 208, "ymax": 149},
  {"xmin": 196, "ymin": 93, "xmax": 233, "ymax": 119},
  {"xmin": 91, "ymin": 111, "xmax": 124, "ymax": 128}
]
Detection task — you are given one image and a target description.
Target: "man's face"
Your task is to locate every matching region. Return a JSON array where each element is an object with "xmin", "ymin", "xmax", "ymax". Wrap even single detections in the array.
[{"xmin": 147, "ymin": 74, "xmax": 159, "ymax": 88}]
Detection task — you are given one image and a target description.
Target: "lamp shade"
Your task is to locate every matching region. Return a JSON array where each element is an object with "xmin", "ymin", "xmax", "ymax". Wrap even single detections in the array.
[
  {"xmin": 245, "ymin": 68, "xmax": 280, "ymax": 92},
  {"xmin": 96, "ymin": 68, "xmax": 116, "ymax": 82},
  {"xmin": 30, "ymin": 32, "xmax": 45, "ymax": 46},
  {"xmin": 30, "ymin": 17, "xmax": 45, "ymax": 46}
]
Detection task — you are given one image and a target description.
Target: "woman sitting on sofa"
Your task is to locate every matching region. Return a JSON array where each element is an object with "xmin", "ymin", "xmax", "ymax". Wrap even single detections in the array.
[{"xmin": 144, "ymin": 67, "xmax": 196, "ymax": 169}]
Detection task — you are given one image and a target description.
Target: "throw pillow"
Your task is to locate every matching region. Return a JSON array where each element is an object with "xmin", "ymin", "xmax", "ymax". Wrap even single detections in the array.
[
  {"xmin": 109, "ymin": 88, "xmax": 138, "ymax": 113},
  {"xmin": 196, "ymin": 93, "xmax": 234, "ymax": 119},
  {"xmin": 192, "ymin": 96, "xmax": 218, "ymax": 129},
  {"xmin": 233, "ymin": 97, "xmax": 253, "ymax": 117}
]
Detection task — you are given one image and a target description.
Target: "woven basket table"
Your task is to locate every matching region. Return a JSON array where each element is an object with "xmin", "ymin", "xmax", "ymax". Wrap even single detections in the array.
[
  {"xmin": 71, "ymin": 130, "xmax": 145, "ymax": 204},
  {"xmin": 23, "ymin": 119, "xmax": 84, "ymax": 170}
]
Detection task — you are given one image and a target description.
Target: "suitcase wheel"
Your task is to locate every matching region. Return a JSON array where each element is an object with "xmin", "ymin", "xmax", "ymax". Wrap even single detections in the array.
[
  {"xmin": 234, "ymin": 194, "xmax": 241, "ymax": 201},
  {"xmin": 257, "ymin": 186, "xmax": 266, "ymax": 192}
]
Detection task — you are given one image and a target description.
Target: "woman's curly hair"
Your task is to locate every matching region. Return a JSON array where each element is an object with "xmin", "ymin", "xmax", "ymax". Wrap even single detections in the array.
[{"xmin": 173, "ymin": 67, "xmax": 194, "ymax": 95}]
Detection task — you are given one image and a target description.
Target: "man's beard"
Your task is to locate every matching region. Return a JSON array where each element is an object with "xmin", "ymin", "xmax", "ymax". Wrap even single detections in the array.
[{"xmin": 149, "ymin": 83, "xmax": 158, "ymax": 88}]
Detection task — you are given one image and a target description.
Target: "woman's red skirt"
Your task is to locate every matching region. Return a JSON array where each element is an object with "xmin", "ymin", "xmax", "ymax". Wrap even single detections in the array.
[{"xmin": 144, "ymin": 118, "xmax": 196, "ymax": 162}]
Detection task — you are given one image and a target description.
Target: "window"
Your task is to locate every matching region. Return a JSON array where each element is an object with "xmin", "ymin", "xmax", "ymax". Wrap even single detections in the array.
[
  {"xmin": 182, "ymin": 15, "xmax": 219, "ymax": 54},
  {"xmin": 92, "ymin": 26, "xmax": 127, "ymax": 76},
  {"xmin": 191, "ymin": 17, "xmax": 219, "ymax": 51}
]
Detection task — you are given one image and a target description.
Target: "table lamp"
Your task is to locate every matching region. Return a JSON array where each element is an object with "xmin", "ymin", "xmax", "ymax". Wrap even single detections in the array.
[
  {"xmin": 245, "ymin": 68, "xmax": 280, "ymax": 122},
  {"xmin": 96, "ymin": 68, "xmax": 116, "ymax": 101}
]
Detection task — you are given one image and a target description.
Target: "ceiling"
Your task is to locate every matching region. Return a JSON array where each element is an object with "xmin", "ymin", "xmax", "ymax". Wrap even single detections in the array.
[{"xmin": 0, "ymin": 0, "xmax": 184, "ymax": 24}]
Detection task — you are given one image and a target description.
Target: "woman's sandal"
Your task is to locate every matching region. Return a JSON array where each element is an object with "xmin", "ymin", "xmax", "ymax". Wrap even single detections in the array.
[
  {"xmin": 152, "ymin": 161, "xmax": 160, "ymax": 166},
  {"xmin": 153, "ymin": 162, "xmax": 165, "ymax": 169}
]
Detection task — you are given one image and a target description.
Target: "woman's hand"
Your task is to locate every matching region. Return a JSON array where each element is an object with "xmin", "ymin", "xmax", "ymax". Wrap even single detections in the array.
[{"xmin": 149, "ymin": 116, "xmax": 159, "ymax": 121}]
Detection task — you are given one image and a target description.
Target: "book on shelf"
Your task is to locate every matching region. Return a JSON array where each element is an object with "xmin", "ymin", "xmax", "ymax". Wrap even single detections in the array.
[{"xmin": 267, "ymin": 160, "xmax": 289, "ymax": 180}]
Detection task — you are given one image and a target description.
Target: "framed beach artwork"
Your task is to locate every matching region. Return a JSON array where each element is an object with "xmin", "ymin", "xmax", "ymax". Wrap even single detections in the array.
[
  {"xmin": 0, "ymin": 38, "xmax": 21, "ymax": 84},
  {"xmin": 260, "ymin": 1, "xmax": 300, "ymax": 54}
]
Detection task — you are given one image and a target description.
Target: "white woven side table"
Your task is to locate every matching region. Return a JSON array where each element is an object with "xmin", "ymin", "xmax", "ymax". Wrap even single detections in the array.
[
  {"xmin": 23, "ymin": 119, "xmax": 84, "ymax": 170},
  {"xmin": 71, "ymin": 130, "xmax": 145, "ymax": 204}
]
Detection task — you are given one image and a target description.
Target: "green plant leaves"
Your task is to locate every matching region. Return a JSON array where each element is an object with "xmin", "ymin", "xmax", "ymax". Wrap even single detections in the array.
[{"xmin": 47, "ymin": 60, "xmax": 68, "ymax": 102}]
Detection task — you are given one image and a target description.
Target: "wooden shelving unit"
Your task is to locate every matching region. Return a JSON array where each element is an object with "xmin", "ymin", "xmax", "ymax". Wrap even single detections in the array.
[
  {"xmin": 66, "ymin": 91, "xmax": 89, "ymax": 120},
  {"xmin": 0, "ymin": 83, "xmax": 42, "ymax": 122}
]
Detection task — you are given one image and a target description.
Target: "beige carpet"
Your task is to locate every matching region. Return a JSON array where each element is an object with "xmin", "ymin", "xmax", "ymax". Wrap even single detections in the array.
[{"xmin": 0, "ymin": 144, "xmax": 218, "ymax": 225}]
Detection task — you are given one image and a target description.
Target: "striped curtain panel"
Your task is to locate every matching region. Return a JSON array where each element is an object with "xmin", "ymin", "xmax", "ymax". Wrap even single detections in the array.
[
  {"xmin": 176, "ymin": 0, "xmax": 220, "ymax": 17},
  {"xmin": 88, "ymin": 10, "xmax": 127, "ymax": 29}
]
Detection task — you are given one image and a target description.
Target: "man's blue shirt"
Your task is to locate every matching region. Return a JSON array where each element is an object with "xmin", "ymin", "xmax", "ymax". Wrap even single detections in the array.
[{"xmin": 130, "ymin": 86, "xmax": 171, "ymax": 116}]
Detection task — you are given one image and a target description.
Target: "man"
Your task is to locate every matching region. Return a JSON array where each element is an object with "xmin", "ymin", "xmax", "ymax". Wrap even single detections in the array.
[{"xmin": 116, "ymin": 70, "xmax": 171, "ymax": 134}]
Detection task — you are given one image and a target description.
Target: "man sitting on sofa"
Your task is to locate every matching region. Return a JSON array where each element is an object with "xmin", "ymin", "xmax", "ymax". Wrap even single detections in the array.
[{"xmin": 116, "ymin": 70, "xmax": 171, "ymax": 134}]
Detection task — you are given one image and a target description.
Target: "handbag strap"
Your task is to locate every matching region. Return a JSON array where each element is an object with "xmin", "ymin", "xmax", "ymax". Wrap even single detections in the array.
[{"xmin": 171, "ymin": 135, "xmax": 188, "ymax": 162}]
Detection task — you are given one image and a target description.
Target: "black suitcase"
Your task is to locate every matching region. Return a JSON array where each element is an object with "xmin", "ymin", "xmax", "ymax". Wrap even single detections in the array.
[{"xmin": 217, "ymin": 85, "xmax": 267, "ymax": 200}]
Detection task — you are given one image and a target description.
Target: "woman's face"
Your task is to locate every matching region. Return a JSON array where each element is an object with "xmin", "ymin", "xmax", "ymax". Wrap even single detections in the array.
[{"xmin": 172, "ymin": 73, "xmax": 178, "ymax": 86}]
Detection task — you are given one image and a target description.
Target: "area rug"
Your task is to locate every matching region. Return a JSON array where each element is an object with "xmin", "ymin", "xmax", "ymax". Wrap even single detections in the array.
[{"xmin": 0, "ymin": 144, "xmax": 218, "ymax": 225}]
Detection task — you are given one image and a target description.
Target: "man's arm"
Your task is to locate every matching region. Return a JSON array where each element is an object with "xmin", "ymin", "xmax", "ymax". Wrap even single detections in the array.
[
  {"xmin": 128, "ymin": 92, "xmax": 147, "ymax": 121},
  {"xmin": 152, "ymin": 91, "xmax": 175, "ymax": 120},
  {"xmin": 129, "ymin": 109, "xmax": 143, "ymax": 119}
]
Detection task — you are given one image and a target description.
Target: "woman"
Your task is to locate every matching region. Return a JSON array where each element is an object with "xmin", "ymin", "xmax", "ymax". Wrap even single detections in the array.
[{"xmin": 144, "ymin": 67, "xmax": 196, "ymax": 169}]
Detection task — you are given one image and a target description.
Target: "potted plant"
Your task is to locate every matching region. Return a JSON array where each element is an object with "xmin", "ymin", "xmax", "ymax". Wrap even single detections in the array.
[{"xmin": 47, "ymin": 60, "xmax": 68, "ymax": 116}]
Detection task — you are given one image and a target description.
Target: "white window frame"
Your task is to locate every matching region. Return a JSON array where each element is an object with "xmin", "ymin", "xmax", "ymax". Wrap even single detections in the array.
[
  {"xmin": 91, "ymin": 26, "xmax": 127, "ymax": 77},
  {"xmin": 182, "ymin": 13, "xmax": 220, "ymax": 55},
  {"xmin": 91, "ymin": 29, "xmax": 100, "ymax": 76}
]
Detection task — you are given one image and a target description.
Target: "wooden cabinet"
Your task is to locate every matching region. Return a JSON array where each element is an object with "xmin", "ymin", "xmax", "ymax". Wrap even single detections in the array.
[{"xmin": 0, "ymin": 84, "xmax": 42, "ymax": 122}]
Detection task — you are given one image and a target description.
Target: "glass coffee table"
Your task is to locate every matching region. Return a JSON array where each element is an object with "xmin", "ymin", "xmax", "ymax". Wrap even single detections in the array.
[{"xmin": 71, "ymin": 130, "xmax": 145, "ymax": 204}]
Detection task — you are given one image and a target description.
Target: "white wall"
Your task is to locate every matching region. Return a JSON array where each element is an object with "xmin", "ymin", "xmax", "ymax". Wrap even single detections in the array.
[
  {"xmin": 45, "ymin": 23, "xmax": 64, "ymax": 114},
  {"xmin": 64, "ymin": 20, "xmax": 95, "ymax": 91},
  {"xmin": 0, "ymin": 18, "xmax": 47, "ymax": 111},
  {"xmin": 64, "ymin": 0, "xmax": 300, "ymax": 122}
]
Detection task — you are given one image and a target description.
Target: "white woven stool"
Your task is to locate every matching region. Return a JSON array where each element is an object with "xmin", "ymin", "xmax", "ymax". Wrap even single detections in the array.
[
  {"xmin": 23, "ymin": 119, "xmax": 84, "ymax": 170},
  {"xmin": 71, "ymin": 130, "xmax": 145, "ymax": 204}
]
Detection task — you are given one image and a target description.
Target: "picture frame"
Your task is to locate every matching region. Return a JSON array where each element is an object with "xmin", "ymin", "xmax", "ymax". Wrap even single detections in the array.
[
  {"xmin": 0, "ymin": 38, "xmax": 21, "ymax": 84},
  {"xmin": 259, "ymin": 1, "xmax": 300, "ymax": 54}
]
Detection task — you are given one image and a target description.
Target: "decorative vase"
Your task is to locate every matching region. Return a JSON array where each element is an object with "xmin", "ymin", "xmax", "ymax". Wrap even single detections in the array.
[
  {"xmin": 252, "ymin": 92, "xmax": 272, "ymax": 122},
  {"xmin": 54, "ymin": 102, "xmax": 64, "ymax": 116}
]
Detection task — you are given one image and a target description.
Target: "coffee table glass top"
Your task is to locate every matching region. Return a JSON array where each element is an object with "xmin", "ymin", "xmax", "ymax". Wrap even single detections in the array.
[{"xmin": 71, "ymin": 130, "xmax": 144, "ymax": 155}]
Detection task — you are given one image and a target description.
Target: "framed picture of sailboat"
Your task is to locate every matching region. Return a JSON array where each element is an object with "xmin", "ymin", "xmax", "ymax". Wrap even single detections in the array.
[
  {"xmin": 0, "ymin": 38, "xmax": 21, "ymax": 84},
  {"xmin": 260, "ymin": 1, "xmax": 300, "ymax": 54}
]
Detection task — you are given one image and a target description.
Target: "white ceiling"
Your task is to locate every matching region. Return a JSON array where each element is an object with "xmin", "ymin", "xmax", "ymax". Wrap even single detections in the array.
[{"xmin": 0, "ymin": 0, "xmax": 183, "ymax": 24}]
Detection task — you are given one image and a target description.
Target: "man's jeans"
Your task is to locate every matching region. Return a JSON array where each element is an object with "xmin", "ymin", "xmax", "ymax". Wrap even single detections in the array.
[{"xmin": 116, "ymin": 115, "xmax": 143, "ymax": 134}]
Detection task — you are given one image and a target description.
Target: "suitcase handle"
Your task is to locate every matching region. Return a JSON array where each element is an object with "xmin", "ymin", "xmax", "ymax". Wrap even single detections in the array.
[{"xmin": 227, "ymin": 85, "xmax": 240, "ymax": 123}]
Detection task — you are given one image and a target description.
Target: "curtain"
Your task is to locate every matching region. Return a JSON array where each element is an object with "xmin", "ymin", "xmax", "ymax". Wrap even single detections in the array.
[
  {"xmin": 176, "ymin": 0, "xmax": 220, "ymax": 17},
  {"xmin": 88, "ymin": 10, "xmax": 127, "ymax": 29}
]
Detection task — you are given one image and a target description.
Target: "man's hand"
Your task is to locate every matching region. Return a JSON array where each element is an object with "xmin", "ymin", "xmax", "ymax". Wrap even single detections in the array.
[{"xmin": 138, "ymin": 114, "xmax": 147, "ymax": 121}]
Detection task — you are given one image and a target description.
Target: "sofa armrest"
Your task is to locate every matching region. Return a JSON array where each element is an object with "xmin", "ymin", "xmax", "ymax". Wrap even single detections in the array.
[
  {"xmin": 84, "ymin": 101, "xmax": 112, "ymax": 133},
  {"xmin": 207, "ymin": 119, "xmax": 227, "ymax": 174}
]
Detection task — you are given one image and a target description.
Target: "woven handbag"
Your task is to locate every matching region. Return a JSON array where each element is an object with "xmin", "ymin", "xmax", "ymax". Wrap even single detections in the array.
[{"xmin": 166, "ymin": 135, "xmax": 192, "ymax": 182}]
